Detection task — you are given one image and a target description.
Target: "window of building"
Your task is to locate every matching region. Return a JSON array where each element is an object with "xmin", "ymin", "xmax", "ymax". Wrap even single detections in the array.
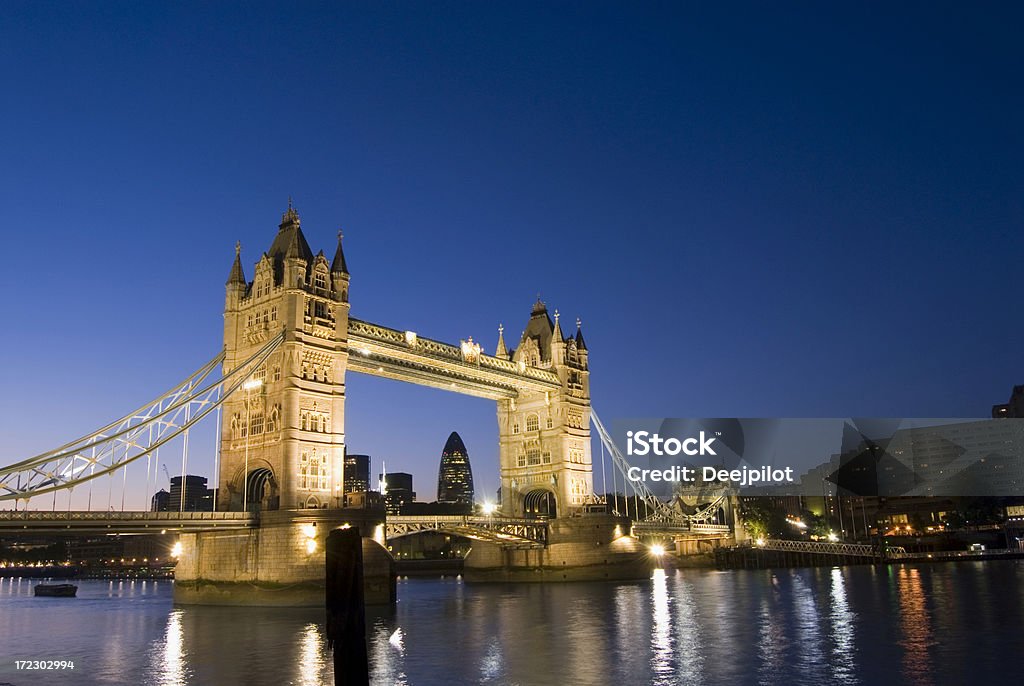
[
  {"xmin": 270, "ymin": 306, "xmax": 277, "ymax": 322},
  {"xmin": 272, "ymin": 365, "xmax": 281, "ymax": 382},
  {"xmin": 526, "ymin": 414, "xmax": 539, "ymax": 432},
  {"xmin": 513, "ymin": 423, "xmax": 520, "ymax": 434},
  {"xmin": 546, "ymin": 417, "xmax": 553, "ymax": 429},
  {"xmin": 527, "ymin": 449, "xmax": 541, "ymax": 466},
  {"xmin": 314, "ymin": 271, "xmax": 327, "ymax": 290},
  {"xmin": 517, "ymin": 455, "xmax": 526, "ymax": 467},
  {"xmin": 250, "ymin": 412, "xmax": 264, "ymax": 435},
  {"xmin": 542, "ymin": 451, "xmax": 551, "ymax": 464}
]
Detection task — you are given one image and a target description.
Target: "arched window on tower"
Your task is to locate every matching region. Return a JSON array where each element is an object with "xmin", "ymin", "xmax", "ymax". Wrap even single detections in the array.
[{"xmin": 526, "ymin": 414, "xmax": 539, "ymax": 432}]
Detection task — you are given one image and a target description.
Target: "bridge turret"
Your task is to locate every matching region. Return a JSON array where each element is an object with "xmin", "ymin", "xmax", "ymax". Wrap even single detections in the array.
[
  {"xmin": 550, "ymin": 309, "xmax": 566, "ymax": 365},
  {"xmin": 495, "ymin": 323, "xmax": 508, "ymax": 359},
  {"xmin": 331, "ymin": 230, "xmax": 349, "ymax": 303},
  {"xmin": 225, "ymin": 241, "xmax": 247, "ymax": 308}
]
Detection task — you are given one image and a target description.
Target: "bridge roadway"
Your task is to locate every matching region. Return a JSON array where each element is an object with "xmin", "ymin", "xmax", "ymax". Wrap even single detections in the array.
[
  {"xmin": 752, "ymin": 539, "xmax": 906, "ymax": 558},
  {"xmin": 631, "ymin": 521, "xmax": 731, "ymax": 537},
  {"xmin": 0, "ymin": 510, "xmax": 256, "ymax": 533},
  {"xmin": 386, "ymin": 514, "xmax": 548, "ymax": 548},
  {"xmin": 0, "ymin": 510, "xmax": 548, "ymax": 548}
]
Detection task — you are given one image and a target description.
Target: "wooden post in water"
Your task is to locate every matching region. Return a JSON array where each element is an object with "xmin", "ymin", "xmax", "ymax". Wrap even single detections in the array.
[{"xmin": 326, "ymin": 527, "xmax": 369, "ymax": 686}]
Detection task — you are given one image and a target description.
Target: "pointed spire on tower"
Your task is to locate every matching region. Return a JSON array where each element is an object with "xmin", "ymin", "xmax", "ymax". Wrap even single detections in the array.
[
  {"xmin": 532, "ymin": 295, "xmax": 546, "ymax": 315},
  {"xmin": 552, "ymin": 309, "xmax": 563, "ymax": 340},
  {"xmin": 331, "ymin": 228, "xmax": 349, "ymax": 275},
  {"xmin": 280, "ymin": 197, "xmax": 300, "ymax": 228},
  {"xmin": 495, "ymin": 323, "xmax": 507, "ymax": 358},
  {"xmin": 575, "ymin": 317, "xmax": 587, "ymax": 350},
  {"xmin": 226, "ymin": 241, "xmax": 246, "ymax": 286}
]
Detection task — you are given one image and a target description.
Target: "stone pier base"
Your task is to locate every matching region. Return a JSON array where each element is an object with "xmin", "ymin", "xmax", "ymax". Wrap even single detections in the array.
[
  {"xmin": 464, "ymin": 514, "xmax": 651, "ymax": 582},
  {"xmin": 174, "ymin": 509, "xmax": 395, "ymax": 606}
]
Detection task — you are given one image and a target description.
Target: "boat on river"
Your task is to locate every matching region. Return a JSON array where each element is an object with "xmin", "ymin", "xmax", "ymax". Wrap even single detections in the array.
[{"xmin": 34, "ymin": 583, "xmax": 77, "ymax": 597}]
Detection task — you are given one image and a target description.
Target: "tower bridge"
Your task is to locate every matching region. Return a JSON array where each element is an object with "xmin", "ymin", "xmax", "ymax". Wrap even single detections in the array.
[{"xmin": 0, "ymin": 204, "xmax": 735, "ymax": 605}]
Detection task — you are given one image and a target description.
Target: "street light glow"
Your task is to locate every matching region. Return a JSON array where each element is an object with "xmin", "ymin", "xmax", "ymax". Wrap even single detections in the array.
[
  {"xmin": 481, "ymin": 502, "xmax": 496, "ymax": 516},
  {"xmin": 242, "ymin": 378, "xmax": 263, "ymax": 391},
  {"xmin": 650, "ymin": 544, "xmax": 666, "ymax": 556}
]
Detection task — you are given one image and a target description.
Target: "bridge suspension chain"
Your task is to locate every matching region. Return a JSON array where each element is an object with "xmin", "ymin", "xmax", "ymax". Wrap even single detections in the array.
[
  {"xmin": 0, "ymin": 333, "xmax": 284, "ymax": 502},
  {"xmin": 590, "ymin": 411, "xmax": 726, "ymax": 525}
]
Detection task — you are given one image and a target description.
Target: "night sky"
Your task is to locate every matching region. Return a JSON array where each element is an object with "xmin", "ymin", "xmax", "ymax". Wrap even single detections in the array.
[{"xmin": 2, "ymin": 2, "xmax": 1021, "ymax": 507}]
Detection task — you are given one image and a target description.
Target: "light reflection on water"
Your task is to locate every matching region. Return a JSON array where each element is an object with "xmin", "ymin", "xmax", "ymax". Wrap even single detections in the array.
[
  {"xmin": 896, "ymin": 567, "xmax": 935, "ymax": 686},
  {"xmin": 0, "ymin": 562, "xmax": 1021, "ymax": 685},
  {"xmin": 829, "ymin": 567, "xmax": 857, "ymax": 685}
]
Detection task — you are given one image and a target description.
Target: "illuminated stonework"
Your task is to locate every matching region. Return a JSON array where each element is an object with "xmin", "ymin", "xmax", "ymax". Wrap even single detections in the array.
[
  {"xmin": 497, "ymin": 303, "xmax": 592, "ymax": 516},
  {"xmin": 220, "ymin": 206, "xmax": 593, "ymax": 517},
  {"xmin": 220, "ymin": 205, "xmax": 350, "ymax": 510}
]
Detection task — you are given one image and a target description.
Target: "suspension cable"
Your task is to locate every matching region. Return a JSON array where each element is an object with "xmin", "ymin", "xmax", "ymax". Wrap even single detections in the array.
[{"xmin": 0, "ymin": 332, "xmax": 284, "ymax": 501}]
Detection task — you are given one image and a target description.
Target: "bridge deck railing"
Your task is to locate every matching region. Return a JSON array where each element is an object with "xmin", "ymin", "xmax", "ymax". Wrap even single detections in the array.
[
  {"xmin": 0, "ymin": 510, "xmax": 255, "ymax": 522},
  {"xmin": 748, "ymin": 539, "xmax": 906, "ymax": 557}
]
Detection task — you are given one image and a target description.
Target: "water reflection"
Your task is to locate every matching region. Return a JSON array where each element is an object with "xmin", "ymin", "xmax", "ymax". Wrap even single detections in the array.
[
  {"xmin": 479, "ymin": 638, "xmax": 504, "ymax": 683},
  {"xmin": 1, "ymin": 564, "xmax": 1021, "ymax": 686},
  {"xmin": 671, "ymin": 573, "xmax": 705, "ymax": 686},
  {"xmin": 650, "ymin": 569, "xmax": 675, "ymax": 684},
  {"xmin": 756, "ymin": 575, "xmax": 787, "ymax": 682},
  {"xmin": 369, "ymin": 615, "xmax": 408, "ymax": 685},
  {"xmin": 159, "ymin": 609, "xmax": 188, "ymax": 686},
  {"xmin": 896, "ymin": 567, "xmax": 934, "ymax": 686},
  {"xmin": 790, "ymin": 573, "xmax": 824, "ymax": 681},
  {"xmin": 296, "ymin": 622, "xmax": 325, "ymax": 686},
  {"xmin": 828, "ymin": 568, "xmax": 857, "ymax": 685}
]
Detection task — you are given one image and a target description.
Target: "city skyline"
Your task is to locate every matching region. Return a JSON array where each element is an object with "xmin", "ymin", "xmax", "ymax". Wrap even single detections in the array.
[{"xmin": 2, "ymin": 4, "xmax": 1022, "ymax": 511}]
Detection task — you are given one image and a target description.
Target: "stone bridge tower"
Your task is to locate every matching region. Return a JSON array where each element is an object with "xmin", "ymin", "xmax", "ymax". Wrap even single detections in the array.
[
  {"xmin": 219, "ymin": 204, "xmax": 350, "ymax": 511},
  {"xmin": 496, "ymin": 300, "xmax": 592, "ymax": 517}
]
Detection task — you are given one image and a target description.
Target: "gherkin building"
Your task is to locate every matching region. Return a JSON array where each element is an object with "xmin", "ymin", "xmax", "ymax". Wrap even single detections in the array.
[{"xmin": 437, "ymin": 431, "xmax": 475, "ymax": 506}]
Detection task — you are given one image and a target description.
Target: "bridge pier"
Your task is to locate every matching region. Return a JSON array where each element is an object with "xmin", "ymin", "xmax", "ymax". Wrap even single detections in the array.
[
  {"xmin": 174, "ymin": 509, "xmax": 395, "ymax": 606},
  {"xmin": 463, "ymin": 514, "xmax": 651, "ymax": 582}
]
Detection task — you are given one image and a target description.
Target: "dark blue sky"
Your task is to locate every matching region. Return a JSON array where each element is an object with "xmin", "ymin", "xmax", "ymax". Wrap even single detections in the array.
[{"xmin": 2, "ymin": 2, "xmax": 1021, "ymax": 505}]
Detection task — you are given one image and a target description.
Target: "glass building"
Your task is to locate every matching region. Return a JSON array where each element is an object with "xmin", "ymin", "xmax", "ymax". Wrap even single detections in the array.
[
  {"xmin": 437, "ymin": 431, "xmax": 475, "ymax": 507},
  {"xmin": 344, "ymin": 453, "xmax": 371, "ymax": 494}
]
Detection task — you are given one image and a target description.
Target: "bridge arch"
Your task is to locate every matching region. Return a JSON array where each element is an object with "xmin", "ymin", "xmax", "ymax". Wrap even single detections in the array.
[
  {"xmin": 523, "ymin": 488, "xmax": 557, "ymax": 519},
  {"xmin": 245, "ymin": 467, "xmax": 279, "ymax": 511}
]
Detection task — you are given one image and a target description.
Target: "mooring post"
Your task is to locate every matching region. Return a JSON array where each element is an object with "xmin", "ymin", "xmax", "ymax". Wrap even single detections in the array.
[{"xmin": 326, "ymin": 527, "xmax": 369, "ymax": 686}]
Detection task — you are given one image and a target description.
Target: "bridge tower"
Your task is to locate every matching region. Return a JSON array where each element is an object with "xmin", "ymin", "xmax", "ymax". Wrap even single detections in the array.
[
  {"xmin": 220, "ymin": 204, "xmax": 350, "ymax": 511},
  {"xmin": 496, "ymin": 300, "xmax": 592, "ymax": 517}
]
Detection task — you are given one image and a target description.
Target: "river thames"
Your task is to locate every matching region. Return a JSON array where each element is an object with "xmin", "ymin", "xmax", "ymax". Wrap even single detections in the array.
[{"xmin": 1, "ymin": 561, "xmax": 1022, "ymax": 685}]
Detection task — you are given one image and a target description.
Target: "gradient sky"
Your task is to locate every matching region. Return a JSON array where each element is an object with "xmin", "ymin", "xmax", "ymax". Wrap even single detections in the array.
[{"xmin": 1, "ymin": 2, "xmax": 1022, "ymax": 507}]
